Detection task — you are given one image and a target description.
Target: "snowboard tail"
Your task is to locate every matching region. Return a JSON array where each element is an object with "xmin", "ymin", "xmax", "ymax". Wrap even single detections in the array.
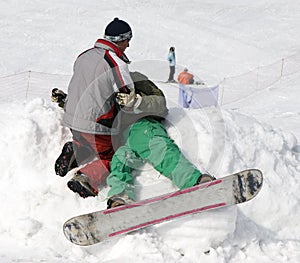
[{"xmin": 63, "ymin": 169, "xmax": 263, "ymax": 246}]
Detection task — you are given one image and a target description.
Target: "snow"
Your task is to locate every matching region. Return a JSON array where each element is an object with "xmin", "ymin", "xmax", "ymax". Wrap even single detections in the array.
[{"xmin": 0, "ymin": 0, "xmax": 300, "ymax": 262}]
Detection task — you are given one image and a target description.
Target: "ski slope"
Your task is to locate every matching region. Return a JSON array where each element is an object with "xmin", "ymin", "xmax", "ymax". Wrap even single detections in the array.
[{"xmin": 0, "ymin": 0, "xmax": 300, "ymax": 262}]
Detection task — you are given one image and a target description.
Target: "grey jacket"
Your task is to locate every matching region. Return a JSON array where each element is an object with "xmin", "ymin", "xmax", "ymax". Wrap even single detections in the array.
[{"xmin": 63, "ymin": 39, "xmax": 168, "ymax": 135}]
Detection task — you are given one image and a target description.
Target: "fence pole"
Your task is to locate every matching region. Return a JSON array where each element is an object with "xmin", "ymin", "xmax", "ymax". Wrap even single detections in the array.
[
  {"xmin": 25, "ymin": 70, "xmax": 31, "ymax": 101},
  {"xmin": 280, "ymin": 58, "xmax": 284, "ymax": 77},
  {"xmin": 220, "ymin": 78, "xmax": 225, "ymax": 106},
  {"xmin": 255, "ymin": 66, "xmax": 260, "ymax": 90}
]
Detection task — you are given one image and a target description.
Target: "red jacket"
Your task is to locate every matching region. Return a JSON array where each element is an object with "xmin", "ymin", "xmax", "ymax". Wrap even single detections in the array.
[{"xmin": 177, "ymin": 71, "xmax": 194, "ymax": 84}]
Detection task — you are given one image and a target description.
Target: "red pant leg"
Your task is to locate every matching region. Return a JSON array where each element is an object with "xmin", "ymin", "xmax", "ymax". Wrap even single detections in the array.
[
  {"xmin": 79, "ymin": 159, "xmax": 111, "ymax": 191},
  {"xmin": 77, "ymin": 133, "xmax": 114, "ymax": 192}
]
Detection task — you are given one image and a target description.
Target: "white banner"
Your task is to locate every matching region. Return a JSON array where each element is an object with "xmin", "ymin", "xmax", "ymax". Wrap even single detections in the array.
[{"xmin": 178, "ymin": 84, "xmax": 219, "ymax": 108}]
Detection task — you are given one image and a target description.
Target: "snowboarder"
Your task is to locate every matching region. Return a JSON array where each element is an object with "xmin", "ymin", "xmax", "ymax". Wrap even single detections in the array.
[{"xmin": 106, "ymin": 115, "xmax": 215, "ymax": 208}]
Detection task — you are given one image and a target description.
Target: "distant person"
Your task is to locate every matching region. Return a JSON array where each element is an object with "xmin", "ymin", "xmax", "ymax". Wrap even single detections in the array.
[
  {"xmin": 177, "ymin": 67, "xmax": 194, "ymax": 84},
  {"xmin": 167, "ymin": 47, "xmax": 176, "ymax": 82}
]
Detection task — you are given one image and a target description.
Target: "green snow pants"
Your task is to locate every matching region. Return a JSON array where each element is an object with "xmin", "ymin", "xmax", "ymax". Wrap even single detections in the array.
[{"xmin": 106, "ymin": 118, "xmax": 202, "ymax": 200}]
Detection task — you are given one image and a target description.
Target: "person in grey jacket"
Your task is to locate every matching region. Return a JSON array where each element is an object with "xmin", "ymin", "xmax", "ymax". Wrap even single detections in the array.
[{"xmin": 55, "ymin": 18, "xmax": 167, "ymax": 198}]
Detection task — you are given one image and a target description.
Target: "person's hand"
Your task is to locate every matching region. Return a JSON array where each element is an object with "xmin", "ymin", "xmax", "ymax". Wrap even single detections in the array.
[{"xmin": 116, "ymin": 90, "xmax": 141, "ymax": 108}]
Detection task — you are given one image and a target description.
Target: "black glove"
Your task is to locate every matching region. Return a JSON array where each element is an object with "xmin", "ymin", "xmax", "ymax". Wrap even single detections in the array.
[{"xmin": 51, "ymin": 88, "xmax": 67, "ymax": 108}]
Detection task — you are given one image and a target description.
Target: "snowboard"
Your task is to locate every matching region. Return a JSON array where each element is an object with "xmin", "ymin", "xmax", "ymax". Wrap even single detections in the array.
[{"xmin": 63, "ymin": 169, "xmax": 263, "ymax": 246}]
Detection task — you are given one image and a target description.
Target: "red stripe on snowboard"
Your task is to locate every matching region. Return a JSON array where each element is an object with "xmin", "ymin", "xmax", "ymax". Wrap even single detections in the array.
[
  {"xmin": 108, "ymin": 202, "xmax": 227, "ymax": 237},
  {"xmin": 104, "ymin": 179, "xmax": 222, "ymax": 215}
]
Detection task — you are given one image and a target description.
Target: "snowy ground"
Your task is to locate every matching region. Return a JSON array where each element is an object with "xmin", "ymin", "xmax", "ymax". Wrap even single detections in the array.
[{"xmin": 0, "ymin": 0, "xmax": 300, "ymax": 262}]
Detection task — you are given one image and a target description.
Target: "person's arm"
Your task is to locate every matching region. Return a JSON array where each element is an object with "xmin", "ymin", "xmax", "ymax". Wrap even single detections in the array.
[{"xmin": 115, "ymin": 71, "xmax": 168, "ymax": 117}]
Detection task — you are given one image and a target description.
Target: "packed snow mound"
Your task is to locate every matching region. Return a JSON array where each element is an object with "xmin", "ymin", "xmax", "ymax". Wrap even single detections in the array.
[{"xmin": 0, "ymin": 99, "xmax": 299, "ymax": 262}]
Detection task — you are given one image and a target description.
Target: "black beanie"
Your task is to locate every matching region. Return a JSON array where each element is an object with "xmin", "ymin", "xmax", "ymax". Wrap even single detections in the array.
[{"xmin": 104, "ymin": 18, "xmax": 132, "ymax": 42}]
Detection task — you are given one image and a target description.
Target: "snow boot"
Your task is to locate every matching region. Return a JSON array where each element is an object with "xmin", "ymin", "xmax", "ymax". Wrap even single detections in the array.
[
  {"xmin": 67, "ymin": 173, "xmax": 97, "ymax": 198},
  {"xmin": 195, "ymin": 174, "xmax": 216, "ymax": 185},
  {"xmin": 55, "ymin": 141, "xmax": 78, "ymax": 177},
  {"xmin": 107, "ymin": 192, "xmax": 134, "ymax": 209}
]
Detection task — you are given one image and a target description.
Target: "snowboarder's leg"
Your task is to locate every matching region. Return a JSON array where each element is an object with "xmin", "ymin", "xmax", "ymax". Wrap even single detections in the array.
[
  {"xmin": 107, "ymin": 144, "xmax": 145, "ymax": 201},
  {"xmin": 128, "ymin": 119, "xmax": 201, "ymax": 189}
]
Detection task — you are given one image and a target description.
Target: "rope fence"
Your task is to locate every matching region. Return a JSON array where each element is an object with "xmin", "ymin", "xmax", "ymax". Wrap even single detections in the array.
[
  {"xmin": 0, "ymin": 71, "xmax": 71, "ymax": 103},
  {"xmin": 219, "ymin": 52, "xmax": 300, "ymax": 105}
]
